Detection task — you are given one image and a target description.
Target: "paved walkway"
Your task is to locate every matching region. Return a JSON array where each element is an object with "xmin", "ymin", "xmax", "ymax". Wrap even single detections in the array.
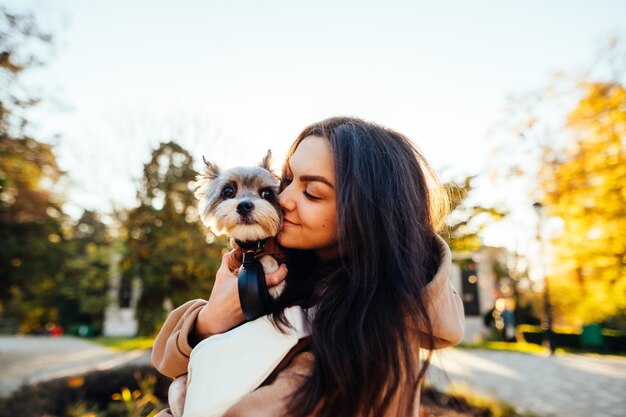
[
  {"xmin": 0, "ymin": 336, "xmax": 150, "ymax": 396},
  {"xmin": 3, "ymin": 336, "xmax": 626, "ymax": 417},
  {"xmin": 427, "ymin": 348, "xmax": 626, "ymax": 417}
]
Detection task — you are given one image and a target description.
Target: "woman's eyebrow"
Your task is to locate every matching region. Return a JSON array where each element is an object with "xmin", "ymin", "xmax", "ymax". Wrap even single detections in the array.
[{"xmin": 300, "ymin": 175, "xmax": 334, "ymax": 189}]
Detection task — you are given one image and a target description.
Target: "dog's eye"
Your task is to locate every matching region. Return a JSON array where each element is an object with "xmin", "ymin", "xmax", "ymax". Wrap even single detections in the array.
[
  {"xmin": 221, "ymin": 185, "xmax": 236, "ymax": 199},
  {"xmin": 261, "ymin": 188, "xmax": 274, "ymax": 201}
]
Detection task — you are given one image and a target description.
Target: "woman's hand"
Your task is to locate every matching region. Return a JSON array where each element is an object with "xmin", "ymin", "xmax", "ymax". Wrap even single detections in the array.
[{"xmin": 194, "ymin": 252, "xmax": 288, "ymax": 340}]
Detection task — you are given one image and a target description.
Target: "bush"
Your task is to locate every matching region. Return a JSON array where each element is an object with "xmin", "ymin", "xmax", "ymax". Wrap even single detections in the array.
[
  {"xmin": 519, "ymin": 324, "xmax": 626, "ymax": 353},
  {"xmin": 553, "ymin": 332, "xmax": 581, "ymax": 349},
  {"xmin": 421, "ymin": 386, "xmax": 492, "ymax": 417},
  {"xmin": 602, "ymin": 331, "xmax": 626, "ymax": 353},
  {"xmin": 0, "ymin": 366, "xmax": 169, "ymax": 417},
  {"xmin": 0, "ymin": 365, "xmax": 538, "ymax": 417},
  {"xmin": 520, "ymin": 330, "xmax": 543, "ymax": 345},
  {"xmin": 422, "ymin": 385, "xmax": 540, "ymax": 417}
]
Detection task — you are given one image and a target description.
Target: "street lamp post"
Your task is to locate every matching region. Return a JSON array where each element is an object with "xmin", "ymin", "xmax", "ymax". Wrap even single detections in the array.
[{"xmin": 533, "ymin": 202, "xmax": 556, "ymax": 355}]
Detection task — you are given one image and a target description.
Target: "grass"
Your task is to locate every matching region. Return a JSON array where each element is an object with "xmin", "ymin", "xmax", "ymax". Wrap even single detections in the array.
[
  {"xmin": 443, "ymin": 384, "xmax": 543, "ymax": 417},
  {"xmin": 456, "ymin": 341, "xmax": 561, "ymax": 356},
  {"xmin": 89, "ymin": 336, "xmax": 155, "ymax": 351},
  {"xmin": 458, "ymin": 340, "xmax": 626, "ymax": 357}
]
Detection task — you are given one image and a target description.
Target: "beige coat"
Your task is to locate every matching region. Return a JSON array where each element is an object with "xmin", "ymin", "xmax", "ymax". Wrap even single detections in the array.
[{"xmin": 152, "ymin": 235, "xmax": 465, "ymax": 417}]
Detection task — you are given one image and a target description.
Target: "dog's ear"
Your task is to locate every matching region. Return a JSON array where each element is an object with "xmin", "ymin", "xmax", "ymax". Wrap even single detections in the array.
[
  {"xmin": 200, "ymin": 156, "xmax": 220, "ymax": 179},
  {"xmin": 259, "ymin": 149, "xmax": 272, "ymax": 171}
]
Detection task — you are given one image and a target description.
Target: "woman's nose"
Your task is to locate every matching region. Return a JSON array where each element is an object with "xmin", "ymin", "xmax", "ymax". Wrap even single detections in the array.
[{"xmin": 278, "ymin": 187, "xmax": 295, "ymax": 212}]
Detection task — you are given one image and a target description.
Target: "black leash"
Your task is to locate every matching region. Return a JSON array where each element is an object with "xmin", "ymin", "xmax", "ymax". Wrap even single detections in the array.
[{"xmin": 236, "ymin": 239, "xmax": 272, "ymax": 320}]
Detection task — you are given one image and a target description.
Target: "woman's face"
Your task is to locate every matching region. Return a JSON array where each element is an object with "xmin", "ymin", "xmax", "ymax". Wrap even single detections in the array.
[{"xmin": 278, "ymin": 135, "xmax": 338, "ymax": 260}]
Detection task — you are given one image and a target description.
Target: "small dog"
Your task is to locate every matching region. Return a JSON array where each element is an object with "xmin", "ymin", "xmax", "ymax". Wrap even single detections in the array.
[
  {"xmin": 168, "ymin": 151, "xmax": 287, "ymax": 417},
  {"xmin": 195, "ymin": 149, "xmax": 287, "ymax": 291}
]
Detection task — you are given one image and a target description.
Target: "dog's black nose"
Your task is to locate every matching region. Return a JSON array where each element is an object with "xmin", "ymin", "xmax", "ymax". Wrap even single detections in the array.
[{"xmin": 237, "ymin": 200, "xmax": 255, "ymax": 215}]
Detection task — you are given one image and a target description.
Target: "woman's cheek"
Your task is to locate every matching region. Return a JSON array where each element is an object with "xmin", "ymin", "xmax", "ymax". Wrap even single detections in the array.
[{"xmin": 319, "ymin": 214, "xmax": 337, "ymax": 240}]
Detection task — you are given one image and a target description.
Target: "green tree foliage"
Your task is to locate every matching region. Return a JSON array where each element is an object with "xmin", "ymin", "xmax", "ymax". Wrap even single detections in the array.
[
  {"xmin": 541, "ymin": 82, "xmax": 626, "ymax": 327},
  {"xmin": 0, "ymin": 6, "xmax": 69, "ymax": 332},
  {"xmin": 122, "ymin": 142, "xmax": 226, "ymax": 335},
  {"xmin": 443, "ymin": 176, "xmax": 507, "ymax": 263},
  {"xmin": 0, "ymin": 139, "xmax": 115, "ymax": 333},
  {"xmin": 60, "ymin": 210, "xmax": 114, "ymax": 334},
  {"xmin": 0, "ymin": 136, "xmax": 69, "ymax": 331},
  {"xmin": 1, "ymin": 6, "xmax": 113, "ymax": 334}
]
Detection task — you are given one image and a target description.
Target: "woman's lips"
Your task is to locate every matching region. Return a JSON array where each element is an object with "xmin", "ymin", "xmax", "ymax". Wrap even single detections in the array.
[{"xmin": 282, "ymin": 218, "xmax": 300, "ymax": 227}]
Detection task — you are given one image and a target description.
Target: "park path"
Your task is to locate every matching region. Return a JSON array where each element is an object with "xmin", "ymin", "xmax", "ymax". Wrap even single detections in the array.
[
  {"xmin": 3, "ymin": 336, "xmax": 626, "ymax": 417},
  {"xmin": 0, "ymin": 336, "xmax": 150, "ymax": 396},
  {"xmin": 427, "ymin": 348, "xmax": 626, "ymax": 417}
]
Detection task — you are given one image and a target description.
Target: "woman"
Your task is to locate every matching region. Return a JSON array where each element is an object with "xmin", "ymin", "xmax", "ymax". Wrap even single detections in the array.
[{"xmin": 152, "ymin": 116, "xmax": 465, "ymax": 417}]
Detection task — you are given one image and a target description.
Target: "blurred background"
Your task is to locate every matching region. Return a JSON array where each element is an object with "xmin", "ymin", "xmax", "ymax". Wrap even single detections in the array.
[{"xmin": 1, "ymin": 1, "xmax": 625, "ymax": 416}]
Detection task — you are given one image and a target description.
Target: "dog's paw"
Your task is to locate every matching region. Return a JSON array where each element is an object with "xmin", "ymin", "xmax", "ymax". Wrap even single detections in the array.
[
  {"xmin": 259, "ymin": 255, "xmax": 279, "ymax": 273},
  {"xmin": 268, "ymin": 280, "xmax": 286, "ymax": 299}
]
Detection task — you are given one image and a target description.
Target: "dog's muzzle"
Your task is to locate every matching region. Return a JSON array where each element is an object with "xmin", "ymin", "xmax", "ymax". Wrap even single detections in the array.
[{"xmin": 237, "ymin": 200, "xmax": 254, "ymax": 215}]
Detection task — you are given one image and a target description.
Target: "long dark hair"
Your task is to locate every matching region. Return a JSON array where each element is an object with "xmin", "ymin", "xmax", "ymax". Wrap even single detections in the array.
[{"xmin": 272, "ymin": 117, "xmax": 449, "ymax": 417}]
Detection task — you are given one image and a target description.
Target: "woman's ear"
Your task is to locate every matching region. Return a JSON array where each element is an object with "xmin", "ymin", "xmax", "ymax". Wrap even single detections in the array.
[{"xmin": 259, "ymin": 149, "xmax": 272, "ymax": 171}]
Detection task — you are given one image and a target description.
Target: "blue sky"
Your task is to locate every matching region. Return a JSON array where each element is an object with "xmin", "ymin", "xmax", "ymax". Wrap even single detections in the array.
[{"xmin": 10, "ymin": 0, "xmax": 626, "ymax": 248}]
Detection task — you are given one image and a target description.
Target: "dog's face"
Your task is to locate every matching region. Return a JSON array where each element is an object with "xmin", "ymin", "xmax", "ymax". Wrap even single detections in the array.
[{"xmin": 195, "ymin": 151, "xmax": 282, "ymax": 242}]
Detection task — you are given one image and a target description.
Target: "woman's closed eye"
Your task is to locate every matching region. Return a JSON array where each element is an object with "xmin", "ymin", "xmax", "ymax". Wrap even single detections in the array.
[
  {"xmin": 303, "ymin": 190, "xmax": 321, "ymax": 200},
  {"xmin": 282, "ymin": 177, "xmax": 320, "ymax": 199}
]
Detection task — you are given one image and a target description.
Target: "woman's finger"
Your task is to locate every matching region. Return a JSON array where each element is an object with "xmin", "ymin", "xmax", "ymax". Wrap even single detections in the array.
[
  {"xmin": 216, "ymin": 252, "xmax": 234, "ymax": 281},
  {"xmin": 265, "ymin": 263, "xmax": 288, "ymax": 287}
]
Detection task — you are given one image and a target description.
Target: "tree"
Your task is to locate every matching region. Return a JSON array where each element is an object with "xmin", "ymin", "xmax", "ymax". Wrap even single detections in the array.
[
  {"xmin": 122, "ymin": 141, "xmax": 226, "ymax": 335},
  {"xmin": 487, "ymin": 40, "xmax": 626, "ymax": 328},
  {"xmin": 0, "ymin": 6, "xmax": 53, "ymax": 133},
  {"xmin": 541, "ymin": 82, "xmax": 626, "ymax": 327},
  {"xmin": 59, "ymin": 210, "xmax": 114, "ymax": 334},
  {"xmin": 0, "ymin": 136, "xmax": 70, "ymax": 332},
  {"xmin": 491, "ymin": 248, "xmax": 542, "ymax": 326},
  {"xmin": 0, "ymin": 6, "xmax": 70, "ymax": 332},
  {"xmin": 443, "ymin": 175, "xmax": 507, "ymax": 264}
]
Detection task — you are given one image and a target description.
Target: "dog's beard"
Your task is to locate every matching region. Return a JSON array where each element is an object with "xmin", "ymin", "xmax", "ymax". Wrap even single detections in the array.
[
  {"xmin": 204, "ymin": 198, "xmax": 281, "ymax": 242},
  {"xmin": 229, "ymin": 224, "xmax": 272, "ymax": 242}
]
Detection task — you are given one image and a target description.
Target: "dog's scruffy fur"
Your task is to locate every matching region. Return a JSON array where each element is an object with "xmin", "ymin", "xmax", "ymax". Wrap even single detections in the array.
[{"xmin": 196, "ymin": 152, "xmax": 280, "ymax": 243}]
